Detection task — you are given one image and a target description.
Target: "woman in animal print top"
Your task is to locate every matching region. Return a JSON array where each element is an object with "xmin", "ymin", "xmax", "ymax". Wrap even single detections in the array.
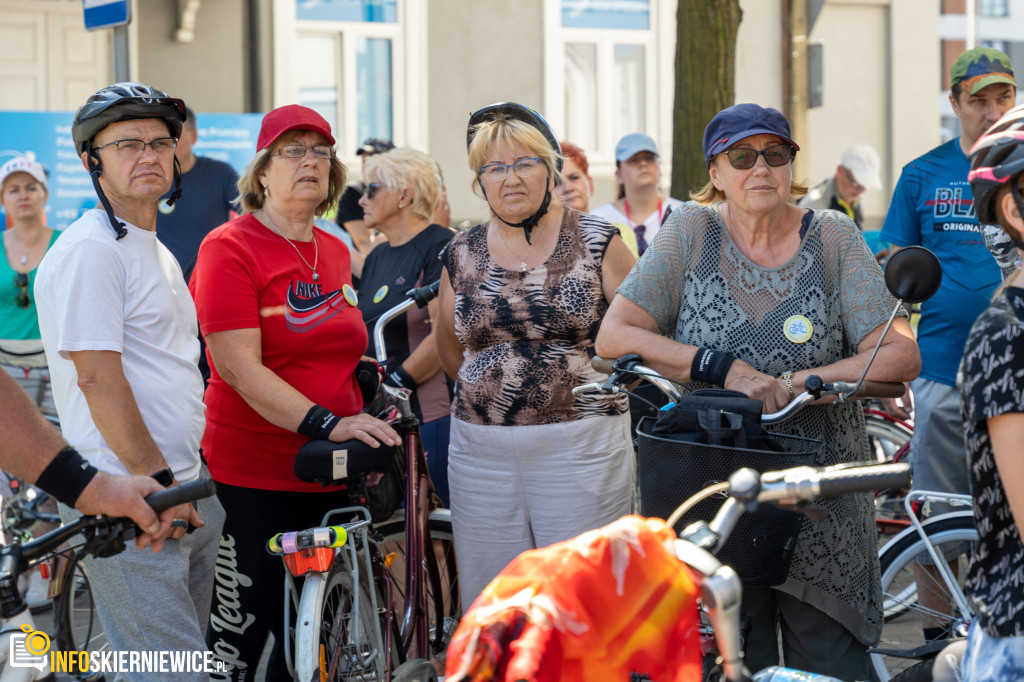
[{"xmin": 437, "ymin": 102, "xmax": 636, "ymax": 607}]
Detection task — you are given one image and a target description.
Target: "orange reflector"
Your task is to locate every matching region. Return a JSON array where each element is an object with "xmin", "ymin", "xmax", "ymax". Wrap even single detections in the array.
[
  {"xmin": 384, "ymin": 552, "xmax": 397, "ymax": 568},
  {"xmin": 283, "ymin": 546, "xmax": 334, "ymax": 577}
]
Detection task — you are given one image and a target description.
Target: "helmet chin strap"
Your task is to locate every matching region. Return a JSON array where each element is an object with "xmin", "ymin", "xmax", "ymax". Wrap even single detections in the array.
[
  {"xmin": 85, "ymin": 144, "xmax": 128, "ymax": 240},
  {"xmin": 482, "ymin": 169, "xmax": 553, "ymax": 245},
  {"xmin": 166, "ymin": 155, "xmax": 183, "ymax": 206}
]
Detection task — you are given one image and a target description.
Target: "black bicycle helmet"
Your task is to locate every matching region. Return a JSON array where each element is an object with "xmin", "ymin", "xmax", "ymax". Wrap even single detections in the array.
[
  {"xmin": 466, "ymin": 102, "xmax": 562, "ymax": 243},
  {"xmin": 467, "ymin": 102, "xmax": 562, "ymax": 172},
  {"xmin": 72, "ymin": 82, "xmax": 187, "ymax": 239},
  {"xmin": 968, "ymin": 104, "xmax": 1024, "ymax": 224}
]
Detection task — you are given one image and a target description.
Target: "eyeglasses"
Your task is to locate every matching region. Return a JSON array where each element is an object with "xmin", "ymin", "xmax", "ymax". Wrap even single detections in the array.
[
  {"xmin": 14, "ymin": 273, "xmax": 29, "ymax": 309},
  {"xmin": 92, "ymin": 138, "xmax": 178, "ymax": 156},
  {"xmin": 722, "ymin": 144, "xmax": 795, "ymax": 170},
  {"xmin": 478, "ymin": 157, "xmax": 543, "ymax": 183},
  {"xmin": 273, "ymin": 144, "xmax": 335, "ymax": 160},
  {"xmin": 362, "ymin": 183, "xmax": 388, "ymax": 200}
]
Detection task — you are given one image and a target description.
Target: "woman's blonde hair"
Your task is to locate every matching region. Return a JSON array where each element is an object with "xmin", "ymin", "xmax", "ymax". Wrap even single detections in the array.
[
  {"xmin": 236, "ymin": 131, "xmax": 347, "ymax": 215},
  {"xmin": 467, "ymin": 116, "xmax": 562, "ymax": 199},
  {"xmin": 690, "ymin": 155, "xmax": 808, "ymax": 205},
  {"xmin": 364, "ymin": 147, "xmax": 443, "ymax": 221}
]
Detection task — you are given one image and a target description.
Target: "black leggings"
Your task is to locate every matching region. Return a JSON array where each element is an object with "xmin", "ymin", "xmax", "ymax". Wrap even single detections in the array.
[{"xmin": 206, "ymin": 481, "xmax": 355, "ymax": 681}]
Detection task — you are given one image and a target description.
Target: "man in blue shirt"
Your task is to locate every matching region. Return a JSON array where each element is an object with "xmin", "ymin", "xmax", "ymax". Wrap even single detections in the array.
[
  {"xmin": 880, "ymin": 46, "xmax": 1017, "ymax": 642},
  {"xmin": 156, "ymin": 107, "xmax": 238, "ymax": 273}
]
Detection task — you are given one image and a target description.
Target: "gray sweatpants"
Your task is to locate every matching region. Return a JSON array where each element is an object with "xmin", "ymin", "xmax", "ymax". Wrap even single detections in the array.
[
  {"xmin": 60, "ymin": 488, "xmax": 225, "ymax": 681},
  {"xmin": 448, "ymin": 412, "xmax": 634, "ymax": 606}
]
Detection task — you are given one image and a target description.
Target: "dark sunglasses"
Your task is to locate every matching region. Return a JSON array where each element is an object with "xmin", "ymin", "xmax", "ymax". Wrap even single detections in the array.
[
  {"xmin": 14, "ymin": 272, "xmax": 29, "ymax": 309},
  {"xmin": 723, "ymin": 143, "xmax": 795, "ymax": 170},
  {"xmin": 362, "ymin": 183, "xmax": 386, "ymax": 200}
]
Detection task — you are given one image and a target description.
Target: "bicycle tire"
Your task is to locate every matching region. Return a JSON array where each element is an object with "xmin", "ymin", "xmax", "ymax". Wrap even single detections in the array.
[
  {"xmin": 53, "ymin": 556, "xmax": 107, "ymax": 662},
  {"xmin": 295, "ymin": 564, "xmax": 390, "ymax": 682},
  {"xmin": 377, "ymin": 512, "xmax": 460, "ymax": 672},
  {"xmin": 869, "ymin": 513, "xmax": 977, "ymax": 682},
  {"xmin": 866, "ymin": 414, "xmax": 913, "ymax": 537},
  {"xmin": 865, "ymin": 413, "xmax": 913, "ymax": 464},
  {"xmin": 888, "ymin": 659, "xmax": 935, "ymax": 682}
]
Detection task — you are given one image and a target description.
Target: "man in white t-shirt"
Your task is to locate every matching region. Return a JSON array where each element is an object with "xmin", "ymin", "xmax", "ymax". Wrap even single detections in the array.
[
  {"xmin": 34, "ymin": 82, "xmax": 225, "ymax": 675},
  {"xmin": 590, "ymin": 133, "xmax": 684, "ymax": 254}
]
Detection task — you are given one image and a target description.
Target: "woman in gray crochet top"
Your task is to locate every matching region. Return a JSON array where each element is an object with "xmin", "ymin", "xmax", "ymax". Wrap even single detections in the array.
[{"xmin": 595, "ymin": 103, "xmax": 920, "ymax": 680}]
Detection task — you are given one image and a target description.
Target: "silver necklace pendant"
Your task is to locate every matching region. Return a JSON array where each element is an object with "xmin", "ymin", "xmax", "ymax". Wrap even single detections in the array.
[{"xmin": 312, "ymin": 272, "xmax": 319, "ymax": 282}]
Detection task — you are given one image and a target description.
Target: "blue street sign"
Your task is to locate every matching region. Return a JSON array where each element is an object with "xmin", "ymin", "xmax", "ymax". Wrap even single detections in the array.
[{"xmin": 83, "ymin": 0, "xmax": 131, "ymax": 31}]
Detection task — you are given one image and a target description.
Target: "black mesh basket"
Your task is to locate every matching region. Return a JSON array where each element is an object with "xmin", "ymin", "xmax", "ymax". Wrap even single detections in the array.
[{"xmin": 637, "ymin": 417, "xmax": 822, "ymax": 586}]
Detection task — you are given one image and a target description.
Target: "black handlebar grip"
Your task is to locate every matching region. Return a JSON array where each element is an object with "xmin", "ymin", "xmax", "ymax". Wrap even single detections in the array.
[
  {"xmin": 592, "ymin": 357, "xmax": 615, "ymax": 374},
  {"xmin": 144, "ymin": 478, "xmax": 217, "ymax": 513},
  {"xmin": 817, "ymin": 463, "xmax": 911, "ymax": 499},
  {"xmin": 406, "ymin": 280, "xmax": 441, "ymax": 308},
  {"xmin": 857, "ymin": 381, "xmax": 906, "ymax": 399}
]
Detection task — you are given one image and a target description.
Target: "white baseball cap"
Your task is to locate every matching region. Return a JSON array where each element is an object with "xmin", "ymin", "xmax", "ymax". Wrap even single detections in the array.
[
  {"xmin": 840, "ymin": 145, "xmax": 881, "ymax": 190},
  {"xmin": 0, "ymin": 154, "xmax": 48, "ymax": 192}
]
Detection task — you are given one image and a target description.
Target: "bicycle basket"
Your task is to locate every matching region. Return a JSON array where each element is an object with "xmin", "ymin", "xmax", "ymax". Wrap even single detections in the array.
[{"xmin": 637, "ymin": 417, "xmax": 822, "ymax": 586}]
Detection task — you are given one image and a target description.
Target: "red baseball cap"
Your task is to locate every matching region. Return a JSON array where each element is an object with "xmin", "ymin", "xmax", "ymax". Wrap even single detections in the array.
[{"xmin": 256, "ymin": 104, "xmax": 335, "ymax": 152}]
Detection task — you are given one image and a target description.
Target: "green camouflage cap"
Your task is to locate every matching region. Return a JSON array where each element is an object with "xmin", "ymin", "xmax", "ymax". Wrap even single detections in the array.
[{"xmin": 951, "ymin": 47, "xmax": 1016, "ymax": 94}]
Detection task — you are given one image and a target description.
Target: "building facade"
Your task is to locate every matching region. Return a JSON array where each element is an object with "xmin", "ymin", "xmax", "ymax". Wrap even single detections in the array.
[{"xmin": 0, "ymin": 0, "xmax": 940, "ymax": 229}]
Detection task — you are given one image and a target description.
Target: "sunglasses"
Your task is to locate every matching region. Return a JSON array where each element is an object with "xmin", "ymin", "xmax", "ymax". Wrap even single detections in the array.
[
  {"xmin": 14, "ymin": 272, "xmax": 29, "ymax": 309},
  {"xmin": 362, "ymin": 183, "xmax": 387, "ymax": 200},
  {"xmin": 722, "ymin": 144, "xmax": 795, "ymax": 170}
]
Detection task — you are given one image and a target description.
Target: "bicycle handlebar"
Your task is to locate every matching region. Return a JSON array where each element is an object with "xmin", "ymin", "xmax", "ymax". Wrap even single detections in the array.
[
  {"xmin": 372, "ymin": 281, "xmax": 441, "ymax": 365},
  {"xmin": 755, "ymin": 462, "xmax": 912, "ymax": 503},
  {"xmin": 18, "ymin": 478, "xmax": 216, "ymax": 565},
  {"xmin": 582, "ymin": 356, "xmax": 905, "ymax": 422}
]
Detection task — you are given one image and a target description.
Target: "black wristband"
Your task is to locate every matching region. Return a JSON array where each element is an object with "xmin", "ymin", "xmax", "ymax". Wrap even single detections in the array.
[
  {"xmin": 36, "ymin": 445, "xmax": 99, "ymax": 508},
  {"xmin": 298, "ymin": 405, "xmax": 341, "ymax": 440},
  {"xmin": 690, "ymin": 347, "xmax": 737, "ymax": 387},
  {"xmin": 384, "ymin": 365, "xmax": 416, "ymax": 391}
]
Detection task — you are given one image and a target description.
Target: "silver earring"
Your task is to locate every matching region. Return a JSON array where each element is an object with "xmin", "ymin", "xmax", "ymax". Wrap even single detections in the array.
[{"xmin": 262, "ymin": 186, "xmax": 269, "ymax": 197}]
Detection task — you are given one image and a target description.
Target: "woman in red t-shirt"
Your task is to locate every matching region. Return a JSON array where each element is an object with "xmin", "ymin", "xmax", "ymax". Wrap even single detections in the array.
[{"xmin": 189, "ymin": 104, "xmax": 399, "ymax": 680}]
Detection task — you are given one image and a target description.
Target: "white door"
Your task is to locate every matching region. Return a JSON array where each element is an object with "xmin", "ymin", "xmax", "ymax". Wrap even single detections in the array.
[{"xmin": 0, "ymin": 0, "xmax": 111, "ymax": 110}]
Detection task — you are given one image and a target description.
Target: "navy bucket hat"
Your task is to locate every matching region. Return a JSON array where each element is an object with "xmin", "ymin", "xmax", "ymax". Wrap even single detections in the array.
[{"xmin": 702, "ymin": 103, "xmax": 799, "ymax": 166}]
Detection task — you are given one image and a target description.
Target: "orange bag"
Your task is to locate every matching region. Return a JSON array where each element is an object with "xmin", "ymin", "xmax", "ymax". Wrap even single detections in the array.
[{"xmin": 446, "ymin": 515, "xmax": 702, "ymax": 682}]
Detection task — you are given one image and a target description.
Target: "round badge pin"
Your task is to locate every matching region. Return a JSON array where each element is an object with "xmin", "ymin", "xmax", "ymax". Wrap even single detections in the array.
[
  {"xmin": 343, "ymin": 284, "xmax": 358, "ymax": 307},
  {"xmin": 373, "ymin": 285, "xmax": 389, "ymax": 303},
  {"xmin": 783, "ymin": 315, "xmax": 813, "ymax": 343}
]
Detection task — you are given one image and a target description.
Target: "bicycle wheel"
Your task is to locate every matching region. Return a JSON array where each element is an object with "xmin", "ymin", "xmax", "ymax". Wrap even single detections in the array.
[
  {"xmin": 54, "ymin": 556, "xmax": 107, "ymax": 657},
  {"xmin": 869, "ymin": 513, "xmax": 977, "ymax": 682},
  {"xmin": 377, "ymin": 511, "xmax": 460, "ymax": 671},
  {"xmin": 865, "ymin": 412, "xmax": 913, "ymax": 464},
  {"xmin": 866, "ymin": 413, "xmax": 913, "ymax": 537},
  {"xmin": 296, "ymin": 565, "xmax": 388, "ymax": 682}
]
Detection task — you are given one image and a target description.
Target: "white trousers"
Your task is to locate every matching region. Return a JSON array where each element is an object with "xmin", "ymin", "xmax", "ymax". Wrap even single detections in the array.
[{"xmin": 448, "ymin": 411, "xmax": 634, "ymax": 606}]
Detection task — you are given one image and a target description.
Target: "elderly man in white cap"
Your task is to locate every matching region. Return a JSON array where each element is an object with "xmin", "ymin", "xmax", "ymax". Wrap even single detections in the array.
[{"xmin": 799, "ymin": 144, "xmax": 881, "ymax": 230}]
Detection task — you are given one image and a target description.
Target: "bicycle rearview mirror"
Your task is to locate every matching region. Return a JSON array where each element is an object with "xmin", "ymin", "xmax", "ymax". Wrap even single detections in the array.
[
  {"xmin": 884, "ymin": 245, "xmax": 942, "ymax": 304},
  {"xmin": 848, "ymin": 245, "xmax": 941, "ymax": 401}
]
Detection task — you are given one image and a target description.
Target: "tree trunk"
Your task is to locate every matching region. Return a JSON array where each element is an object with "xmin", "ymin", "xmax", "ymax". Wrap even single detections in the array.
[{"xmin": 670, "ymin": 0, "xmax": 743, "ymax": 200}]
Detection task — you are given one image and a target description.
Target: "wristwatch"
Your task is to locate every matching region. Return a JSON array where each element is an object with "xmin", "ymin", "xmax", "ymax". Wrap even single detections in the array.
[{"xmin": 150, "ymin": 468, "xmax": 174, "ymax": 488}]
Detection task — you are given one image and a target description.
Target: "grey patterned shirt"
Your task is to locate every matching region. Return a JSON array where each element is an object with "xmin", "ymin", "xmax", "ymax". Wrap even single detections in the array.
[{"xmin": 618, "ymin": 202, "xmax": 905, "ymax": 645}]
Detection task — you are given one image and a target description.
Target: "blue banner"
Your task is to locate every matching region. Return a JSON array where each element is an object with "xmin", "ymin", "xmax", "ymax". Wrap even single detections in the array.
[{"xmin": 0, "ymin": 111, "xmax": 262, "ymax": 230}]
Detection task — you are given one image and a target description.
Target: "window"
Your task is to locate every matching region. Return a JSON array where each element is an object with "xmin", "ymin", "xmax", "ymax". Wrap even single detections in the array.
[
  {"xmin": 293, "ymin": 0, "xmax": 407, "ymax": 156},
  {"xmin": 979, "ymin": 0, "xmax": 1009, "ymax": 18},
  {"xmin": 547, "ymin": 0, "xmax": 669, "ymax": 169}
]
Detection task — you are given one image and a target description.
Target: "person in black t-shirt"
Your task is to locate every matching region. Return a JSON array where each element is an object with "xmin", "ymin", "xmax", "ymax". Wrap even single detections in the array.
[
  {"xmin": 357, "ymin": 147, "xmax": 454, "ymax": 506},
  {"xmin": 960, "ymin": 104, "xmax": 1024, "ymax": 678}
]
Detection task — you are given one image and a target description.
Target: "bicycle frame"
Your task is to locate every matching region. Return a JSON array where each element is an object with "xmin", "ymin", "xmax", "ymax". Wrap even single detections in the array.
[
  {"xmin": 371, "ymin": 284, "xmax": 447, "ymax": 661},
  {"xmin": 901, "ymin": 490, "xmax": 974, "ymax": 623},
  {"xmin": 0, "ymin": 574, "xmax": 46, "ymax": 682}
]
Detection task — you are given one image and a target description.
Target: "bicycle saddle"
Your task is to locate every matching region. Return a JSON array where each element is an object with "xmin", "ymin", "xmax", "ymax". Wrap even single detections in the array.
[{"xmin": 294, "ymin": 438, "xmax": 399, "ymax": 485}]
